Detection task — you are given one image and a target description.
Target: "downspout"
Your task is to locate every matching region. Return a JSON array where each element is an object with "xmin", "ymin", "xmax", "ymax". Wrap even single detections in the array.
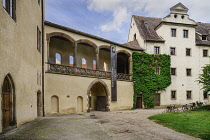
[{"xmin": 41, "ymin": 0, "xmax": 45, "ymax": 117}]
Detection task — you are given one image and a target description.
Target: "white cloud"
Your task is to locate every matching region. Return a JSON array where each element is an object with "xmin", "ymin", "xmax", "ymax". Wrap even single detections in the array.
[
  {"xmin": 87, "ymin": 0, "xmax": 123, "ymax": 12},
  {"xmin": 87, "ymin": 0, "xmax": 210, "ymax": 33},
  {"xmin": 100, "ymin": 7, "xmax": 130, "ymax": 32}
]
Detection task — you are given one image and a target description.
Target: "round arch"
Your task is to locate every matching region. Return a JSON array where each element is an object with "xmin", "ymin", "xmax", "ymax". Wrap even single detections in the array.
[
  {"xmin": 87, "ymin": 79, "xmax": 110, "ymax": 112},
  {"xmin": 117, "ymin": 50, "xmax": 131, "ymax": 57},
  {"xmin": 1, "ymin": 73, "xmax": 16, "ymax": 129},
  {"xmin": 47, "ymin": 32, "xmax": 75, "ymax": 43},
  {"xmin": 76, "ymin": 39, "xmax": 98, "ymax": 49},
  {"xmin": 99, "ymin": 45, "xmax": 110, "ymax": 50}
]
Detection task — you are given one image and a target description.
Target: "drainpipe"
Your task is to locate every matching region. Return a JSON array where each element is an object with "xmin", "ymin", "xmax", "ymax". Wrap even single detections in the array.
[{"xmin": 41, "ymin": 0, "xmax": 45, "ymax": 117}]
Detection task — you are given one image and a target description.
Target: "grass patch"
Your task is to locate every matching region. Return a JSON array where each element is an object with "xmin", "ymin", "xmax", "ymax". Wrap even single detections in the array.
[{"xmin": 148, "ymin": 108, "xmax": 210, "ymax": 140}]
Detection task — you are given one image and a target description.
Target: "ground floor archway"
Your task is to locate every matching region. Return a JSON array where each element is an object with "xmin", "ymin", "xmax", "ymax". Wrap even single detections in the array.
[
  {"xmin": 87, "ymin": 80, "xmax": 110, "ymax": 112},
  {"xmin": 1, "ymin": 74, "xmax": 16, "ymax": 130}
]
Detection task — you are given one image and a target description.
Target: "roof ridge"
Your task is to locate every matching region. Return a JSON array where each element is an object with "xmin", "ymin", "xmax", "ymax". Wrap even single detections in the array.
[{"xmin": 133, "ymin": 15, "xmax": 162, "ymax": 20}]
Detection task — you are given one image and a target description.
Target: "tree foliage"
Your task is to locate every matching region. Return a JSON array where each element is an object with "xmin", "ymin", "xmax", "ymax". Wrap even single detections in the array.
[
  {"xmin": 132, "ymin": 52, "xmax": 171, "ymax": 108},
  {"xmin": 198, "ymin": 64, "xmax": 210, "ymax": 93}
]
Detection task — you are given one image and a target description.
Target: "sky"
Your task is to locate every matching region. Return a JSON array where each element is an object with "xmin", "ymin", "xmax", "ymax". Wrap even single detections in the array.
[{"xmin": 46, "ymin": 0, "xmax": 210, "ymax": 44}]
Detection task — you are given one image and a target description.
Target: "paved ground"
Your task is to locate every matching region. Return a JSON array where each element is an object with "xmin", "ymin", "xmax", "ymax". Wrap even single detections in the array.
[{"xmin": 0, "ymin": 109, "xmax": 200, "ymax": 140}]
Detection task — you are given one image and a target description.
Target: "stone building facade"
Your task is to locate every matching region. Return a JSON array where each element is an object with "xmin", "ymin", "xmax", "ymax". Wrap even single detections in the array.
[
  {"xmin": 0, "ymin": 1, "xmax": 209, "ymax": 133},
  {"xmin": 128, "ymin": 3, "xmax": 210, "ymax": 107},
  {"xmin": 0, "ymin": 0, "xmax": 44, "ymax": 132}
]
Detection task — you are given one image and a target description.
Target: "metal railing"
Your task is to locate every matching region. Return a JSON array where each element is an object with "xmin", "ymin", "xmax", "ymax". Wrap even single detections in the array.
[{"xmin": 47, "ymin": 63, "xmax": 131, "ymax": 81}]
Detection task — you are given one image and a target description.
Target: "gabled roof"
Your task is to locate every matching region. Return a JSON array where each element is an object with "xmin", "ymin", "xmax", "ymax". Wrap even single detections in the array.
[
  {"xmin": 196, "ymin": 22, "xmax": 210, "ymax": 46},
  {"xmin": 45, "ymin": 21, "xmax": 143, "ymax": 51},
  {"xmin": 123, "ymin": 40, "xmax": 144, "ymax": 51},
  {"xmin": 170, "ymin": 2, "xmax": 188, "ymax": 10},
  {"xmin": 133, "ymin": 16, "xmax": 164, "ymax": 42},
  {"xmin": 133, "ymin": 16, "xmax": 210, "ymax": 46}
]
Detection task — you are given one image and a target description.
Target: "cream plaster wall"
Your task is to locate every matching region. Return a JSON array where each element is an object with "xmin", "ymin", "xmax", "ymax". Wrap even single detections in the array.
[
  {"xmin": 0, "ymin": 0, "xmax": 43, "ymax": 132},
  {"xmin": 44, "ymin": 25, "xmax": 134, "ymax": 114},
  {"xmin": 45, "ymin": 73, "xmax": 133, "ymax": 114}
]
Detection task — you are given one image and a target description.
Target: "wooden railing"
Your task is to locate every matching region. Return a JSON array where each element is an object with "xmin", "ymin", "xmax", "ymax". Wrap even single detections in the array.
[{"xmin": 47, "ymin": 63, "xmax": 131, "ymax": 81}]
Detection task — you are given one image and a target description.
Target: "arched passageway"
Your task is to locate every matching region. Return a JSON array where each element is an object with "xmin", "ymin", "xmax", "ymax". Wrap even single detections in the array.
[
  {"xmin": 1, "ymin": 74, "xmax": 16, "ymax": 129},
  {"xmin": 87, "ymin": 81, "xmax": 109, "ymax": 111}
]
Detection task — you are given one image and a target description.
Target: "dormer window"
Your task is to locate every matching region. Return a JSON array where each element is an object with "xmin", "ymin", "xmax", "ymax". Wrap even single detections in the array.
[
  {"xmin": 208, "ymin": 29, "xmax": 210, "ymax": 34},
  {"xmin": 202, "ymin": 35, "xmax": 207, "ymax": 41}
]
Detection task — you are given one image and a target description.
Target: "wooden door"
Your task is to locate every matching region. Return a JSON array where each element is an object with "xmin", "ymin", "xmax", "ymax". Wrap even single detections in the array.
[
  {"xmin": 136, "ymin": 97, "xmax": 142, "ymax": 108},
  {"xmin": 155, "ymin": 93, "xmax": 160, "ymax": 106},
  {"xmin": 2, "ymin": 93, "xmax": 10, "ymax": 128}
]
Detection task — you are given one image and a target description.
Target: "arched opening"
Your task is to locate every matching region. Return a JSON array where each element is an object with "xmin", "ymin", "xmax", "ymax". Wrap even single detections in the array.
[
  {"xmin": 37, "ymin": 91, "xmax": 42, "ymax": 117},
  {"xmin": 51, "ymin": 95, "xmax": 59, "ymax": 113},
  {"xmin": 49, "ymin": 35, "xmax": 74, "ymax": 65},
  {"xmin": 93, "ymin": 60, "xmax": 96, "ymax": 70},
  {"xmin": 77, "ymin": 39, "xmax": 97, "ymax": 69},
  {"xmin": 77, "ymin": 96, "xmax": 83, "ymax": 113},
  {"xmin": 69, "ymin": 56, "xmax": 74, "ymax": 66},
  {"xmin": 117, "ymin": 52, "xmax": 130, "ymax": 74},
  {"xmin": 82, "ymin": 58, "xmax": 87, "ymax": 68},
  {"xmin": 103, "ymin": 62, "xmax": 108, "ymax": 71},
  {"xmin": 99, "ymin": 48, "xmax": 110, "ymax": 71},
  {"xmin": 2, "ymin": 74, "xmax": 16, "ymax": 129},
  {"xmin": 55, "ymin": 53, "xmax": 61, "ymax": 64},
  {"xmin": 88, "ymin": 81, "xmax": 109, "ymax": 111}
]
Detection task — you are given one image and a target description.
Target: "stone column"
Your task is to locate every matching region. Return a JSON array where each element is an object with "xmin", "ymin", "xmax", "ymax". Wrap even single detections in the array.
[
  {"xmin": 73, "ymin": 42, "xmax": 78, "ymax": 67},
  {"xmin": 96, "ymin": 48, "xmax": 99, "ymax": 70}
]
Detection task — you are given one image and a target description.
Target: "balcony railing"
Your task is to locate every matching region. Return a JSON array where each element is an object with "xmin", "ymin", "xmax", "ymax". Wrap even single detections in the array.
[{"xmin": 47, "ymin": 63, "xmax": 131, "ymax": 81}]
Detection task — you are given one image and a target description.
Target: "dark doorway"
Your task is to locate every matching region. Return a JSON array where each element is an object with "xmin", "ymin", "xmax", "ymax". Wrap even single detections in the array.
[
  {"xmin": 2, "ymin": 75, "xmax": 16, "ymax": 129},
  {"xmin": 89, "ymin": 82, "xmax": 108, "ymax": 111},
  {"xmin": 136, "ymin": 94, "xmax": 143, "ymax": 108},
  {"xmin": 154, "ymin": 93, "xmax": 160, "ymax": 106},
  {"xmin": 117, "ymin": 52, "xmax": 129, "ymax": 74}
]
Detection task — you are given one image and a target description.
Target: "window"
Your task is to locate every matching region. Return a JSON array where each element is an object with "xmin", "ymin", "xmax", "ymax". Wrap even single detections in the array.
[
  {"xmin": 186, "ymin": 48, "xmax": 191, "ymax": 56},
  {"xmin": 3, "ymin": 0, "xmax": 6, "ymax": 8},
  {"xmin": 55, "ymin": 53, "xmax": 61, "ymax": 64},
  {"xmin": 3, "ymin": 0, "xmax": 16, "ymax": 20},
  {"xmin": 69, "ymin": 56, "xmax": 74, "ymax": 66},
  {"xmin": 203, "ymin": 50, "xmax": 208, "ymax": 57},
  {"xmin": 204, "ymin": 91, "xmax": 208, "ymax": 99},
  {"xmin": 156, "ymin": 67, "xmax": 160, "ymax": 75},
  {"xmin": 171, "ymin": 29, "xmax": 176, "ymax": 37},
  {"xmin": 154, "ymin": 47, "xmax": 160, "ymax": 54},
  {"xmin": 37, "ymin": 27, "xmax": 41, "ymax": 52},
  {"xmin": 171, "ymin": 68, "xmax": 176, "ymax": 75},
  {"xmin": 183, "ymin": 30, "xmax": 188, "ymax": 38},
  {"xmin": 186, "ymin": 68, "xmax": 191, "ymax": 76},
  {"xmin": 186, "ymin": 91, "xmax": 192, "ymax": 99},
  {"xmin": 133, "ymin": 33, "xmax": 136, "ymax": 40},
  {"xmin": 93, "ymin": 60, "xmax": 96, "ymax": 70},
  {"xmin": 103, "ymin": 62, "xmax": 108, "ymax": 71},
  {"xmin": 170, "ymin": 47, "xmax": 176, "ymax": 55},
  {"xmin": 82, "ymin": 58, "xmax": 87, "ymax": 68},
  {"xmin": 171, "ymin": 91, "xmax": 176, "ymax": 99},
  {"xmin": 202, "ymin": 35, "xmax": 207, "ymax": 41},
  {"xmin": 38, "ymin": 0, "xmax": 41, "ymax": 5}
]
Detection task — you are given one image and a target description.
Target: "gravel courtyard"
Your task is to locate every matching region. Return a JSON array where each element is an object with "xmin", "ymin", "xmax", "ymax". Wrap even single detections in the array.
[{"xmin": 0, "ymin": 109, "xmax": 200, "ymax": 140}]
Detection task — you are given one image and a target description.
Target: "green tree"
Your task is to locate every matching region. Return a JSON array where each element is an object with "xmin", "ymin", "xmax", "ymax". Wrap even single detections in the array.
[{"xmin": 198, "ymin": 64, "xmax": 210, "ymax": 93}]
